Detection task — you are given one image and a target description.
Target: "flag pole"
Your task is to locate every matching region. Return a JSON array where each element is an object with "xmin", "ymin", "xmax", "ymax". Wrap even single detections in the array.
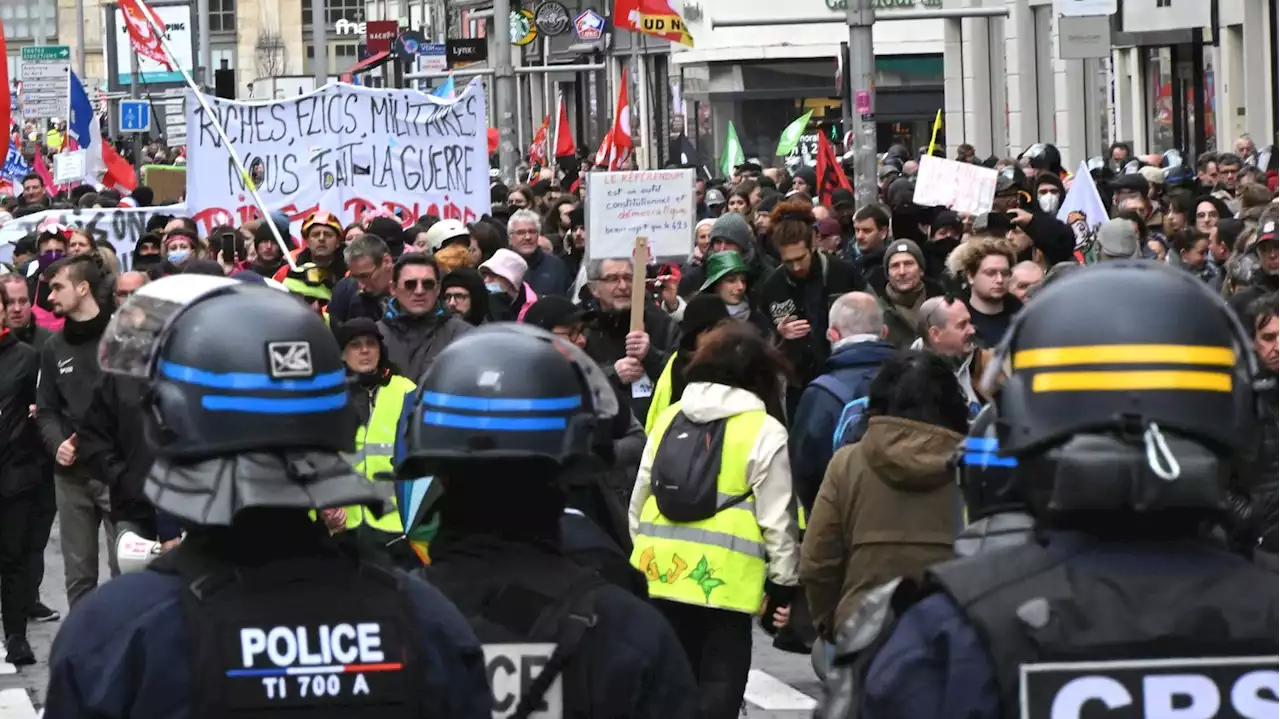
[{"xmin": 131, "ymin": 5, "xmax": 298, "ymax": 271}]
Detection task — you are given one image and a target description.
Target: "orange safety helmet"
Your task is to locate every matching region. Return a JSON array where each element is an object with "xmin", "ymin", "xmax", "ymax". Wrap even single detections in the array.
[{"xmin": 300, "ymin": 210, "xmax": 343, "ymax": 238}]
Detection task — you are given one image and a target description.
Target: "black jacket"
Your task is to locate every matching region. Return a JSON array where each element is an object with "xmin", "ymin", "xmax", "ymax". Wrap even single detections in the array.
[
  {"xmin": 78, "ymin": 373, "xmax": 157, "ymax": 527},
  {"xmin": 13, "ymin": 320, "xmax": 55, "ymax": 352},
  {"xmin": 756, "ymin": 252, "xmax": 866, "ymax": 387},
  {"xmin": 0, "ymin": 332, "xmax": 44, "ymax": 497},
  {"xmin": 36, "ymin": 311, "xmax": 111, "ymax": 460},
  {"xmin": 424, "ymin": 537, "xmax": 698, "ymax": 719},
  {"xmin": 853, "ymin": 246, "xmax": 888, "ymax": 296},
  {"xmin": 1022, "ymin": 210, "xmax": 1076, "ymax": 267},
  {"xmin": 584, "ymin": 302, "xmax": 681, "ymax": 422},
  {"xmin": 522, "ymin": 247, "xmax": 574, "ymax": 298},
  {"xmin": 327, "ymin": 276, "xmax": 387, "ymax": 325}
]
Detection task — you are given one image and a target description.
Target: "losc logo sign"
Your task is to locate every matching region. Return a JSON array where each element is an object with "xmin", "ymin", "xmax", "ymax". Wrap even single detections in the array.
[
  {"xmin": 1020, "ymin": 656, "xmax": 1279, "ymax": 719},
  {"xmin": 482, "ymin": 643, "xmax": 563, "ymax": 719}
]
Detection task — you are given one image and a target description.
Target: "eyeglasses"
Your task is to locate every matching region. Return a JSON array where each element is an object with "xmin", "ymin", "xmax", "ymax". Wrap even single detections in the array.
[
  {"xmin": 596, "ymin": 273, "xmax": 633, "ymax": 285},
  {"xmin": 510, "ymin": 228, "xmax": 538, "ymax": 237},
  {"xmin": 1196, "ymin": 211, "xmax": 1219, "ymax": 220},
  {"xmin": 402, "ymin": 278, "xmax": 437, "ymax": 292},
  {"xmin": 443, "ymin": 291, "xmax": 471, "ymax": 303},
  {"xmin": 554, "ymin": 326, "xmax": 585, "ymax": 342},
  {"xmin": 980, "ymin": 268, "xmax": 1012, "ymax": 278}
]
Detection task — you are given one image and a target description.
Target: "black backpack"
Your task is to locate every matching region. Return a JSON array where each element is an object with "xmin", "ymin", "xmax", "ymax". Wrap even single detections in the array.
[{"xmin": 650, "ymin": 413, "xmax": 752, "ymax": 523}]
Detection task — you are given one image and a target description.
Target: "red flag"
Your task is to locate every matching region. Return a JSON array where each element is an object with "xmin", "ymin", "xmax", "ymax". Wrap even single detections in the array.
[
  {"xmin": 529, "ymin": 114, "xmax": 549, "ymax": 166},
  {"xmin": 614, "ymin": 0, "xmax": 693, "ymax": 46},
  {"xmin": 594, "ymin": 75, "xmax": 632, "ymax": 170},
  {"xmin": 553, "ymin": 96, "xmax": 575, "ymax": 158},
  {"xmin": 0, "ymin": 20, "xmax": 10, "ymax": 165},
  {"xmin": 102, "ymin": 143, "xmax": 138, "ymax": 192},
  {"xmin": 815, "ymin": 131, "xmax": 852, "ymax": 207},
  {"xmin": 118, "ymin": 0, "xmax": 174, "ymax": 71}
]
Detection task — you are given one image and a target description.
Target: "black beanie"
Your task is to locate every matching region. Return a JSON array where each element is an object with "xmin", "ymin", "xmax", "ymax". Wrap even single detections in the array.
[
  {"xmin": 333, "ymin": 317, "xmax": 382, "ymax": 351},
  {"xmin": 680, "ymin": 294, "xmax": 730, "ymax": 350}
]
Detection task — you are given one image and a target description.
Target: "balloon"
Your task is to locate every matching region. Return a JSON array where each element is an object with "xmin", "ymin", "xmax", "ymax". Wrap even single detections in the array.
[{"xmin": 487, "ymin": 128, "xmax": 499, "ymax": 155}]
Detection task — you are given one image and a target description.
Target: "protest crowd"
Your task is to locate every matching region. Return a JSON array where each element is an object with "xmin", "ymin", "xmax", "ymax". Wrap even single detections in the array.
[{"xmin": 0, "ymin": 37, "xmax": 1278, "ymax": 715}]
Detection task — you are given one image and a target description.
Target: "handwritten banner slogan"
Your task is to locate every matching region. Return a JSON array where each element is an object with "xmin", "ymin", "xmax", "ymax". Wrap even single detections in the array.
[
  {"xmin": 0, "ymin": 205, "xmax": 186, "ymax": 271},
  {"xmin": 586, "ymin": 169, "xmax": 696, "ymax": 261},
  {"xmin": 185, "ymin": 80, "xmax": 489, "ymax": 229}
]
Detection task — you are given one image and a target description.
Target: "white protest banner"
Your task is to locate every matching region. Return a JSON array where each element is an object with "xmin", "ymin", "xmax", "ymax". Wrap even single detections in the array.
[
  {"xmin": 585, "ymin": 169, "xmax": 696, "ymax": 261},
  {"xmin": 913, "ymin": 155, "xmax": 999, "ymax": 216},
  {"xmin": 0, "ymin": 205, "xmax": 185, "ymax": 270},
  {"xmin": 54, "ymin": 150, "xmax": 87, "ymax": 185},
  {"xmin": 1057, "ymin": 160, "xmax": 1110, "ymax": 250},
  {"xmin": 184, "ymin": 80, "xmax": 489, "ymax": 236}
]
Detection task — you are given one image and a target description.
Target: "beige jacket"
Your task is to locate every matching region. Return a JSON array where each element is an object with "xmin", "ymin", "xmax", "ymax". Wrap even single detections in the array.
[{"xmin": 629, "ymin": 382, "xmax": 801, "ymax": 587}]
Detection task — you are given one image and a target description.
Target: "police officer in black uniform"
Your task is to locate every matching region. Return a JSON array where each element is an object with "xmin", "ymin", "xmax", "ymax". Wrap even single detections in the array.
[
  {"xmin": 45, "ymin": 275, "xmax": 491, "ymax": 719},
  {"xmin": 397, "ymin": 323, "xmax": 699, "ymax": 719},
  {"xmin": 952, "ymin": 405, "xmax": 1035, "ymax": 558},
  {"xmin": 853, "ymin": 261, "xmax": 1280, "ymax": 719}
]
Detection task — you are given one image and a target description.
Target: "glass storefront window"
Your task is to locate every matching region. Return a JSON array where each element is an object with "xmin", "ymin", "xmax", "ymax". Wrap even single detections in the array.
[
  {"xmin": 1, "ymin": 1, "xmax": 57, "ymax": 42},
  {"xmin": 1202, "ymin": 50, "xmax": 1217, "ymax": 153},
  {"xmin": 1146, "ymin": 47, "xmax": 1175, "ymax": 154}
]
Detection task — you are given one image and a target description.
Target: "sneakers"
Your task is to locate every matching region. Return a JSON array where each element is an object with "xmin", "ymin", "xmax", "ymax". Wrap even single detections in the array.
[
  {"xmin": 4, "ymin": 635, "xmax": 34, "ymax": 666},
  {"xmin": 29, "ymin": 602, "xmax": 60, "ymax": 623}
]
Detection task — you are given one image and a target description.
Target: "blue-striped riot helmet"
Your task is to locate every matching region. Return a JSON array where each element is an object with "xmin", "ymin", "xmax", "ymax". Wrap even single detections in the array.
[
  {"xmin": 397, "ymin": 323, "xmax": 619, "ymax": 477},
  {"xmin": 954, "ymin": 404, "xmax": 1026, "ymax": 522},
  {"xmin": 99, "ymin": 276, "xmax": 384, "ymax": 525}
]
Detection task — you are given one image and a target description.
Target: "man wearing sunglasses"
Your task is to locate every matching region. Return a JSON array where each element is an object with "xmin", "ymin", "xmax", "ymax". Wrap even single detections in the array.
[{"xmin": 377, "ymin": 254, "xmax": 472, "ymax": 382}]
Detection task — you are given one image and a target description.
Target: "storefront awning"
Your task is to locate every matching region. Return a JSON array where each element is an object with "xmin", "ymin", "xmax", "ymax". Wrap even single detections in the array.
[{"xmin": 339, "ymin": 51, "xmax": 393, "ymax": 84}]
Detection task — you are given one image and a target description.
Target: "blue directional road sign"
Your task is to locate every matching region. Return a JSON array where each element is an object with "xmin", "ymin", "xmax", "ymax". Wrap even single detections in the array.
[{"xmin": 120, "ymin": 100, "xmax": 151, "ymax": 133}]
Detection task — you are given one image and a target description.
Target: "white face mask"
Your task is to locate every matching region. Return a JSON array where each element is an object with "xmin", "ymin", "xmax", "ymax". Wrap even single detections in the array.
[
  {"xmin": 1038, "ymin": 192, "xmax": 1061, "ymax": 214},
  {"xmin": 485, "ymin": 282, "xmax": 505, "ymax": 294}
]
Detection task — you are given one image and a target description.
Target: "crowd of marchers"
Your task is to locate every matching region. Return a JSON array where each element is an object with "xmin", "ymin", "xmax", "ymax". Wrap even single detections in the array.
[{"xmin": 0, "ymin": 134, "xmax": 1275, "ymax": 717}]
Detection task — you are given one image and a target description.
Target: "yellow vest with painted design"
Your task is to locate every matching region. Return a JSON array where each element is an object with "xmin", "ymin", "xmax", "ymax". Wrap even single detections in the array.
[
  {"xmin": 631, "ymin": 403, "xmax": 768, "ymax": 614},
  {"xmin": 343, "ymin": 375, "xmax": 416, "ymax": 532}
]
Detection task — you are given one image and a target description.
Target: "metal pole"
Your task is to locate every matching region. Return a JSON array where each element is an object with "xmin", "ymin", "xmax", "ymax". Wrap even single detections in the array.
[
  {"xmin": 312, "ymin": 0, "xmax": 327, "ymax": 86},
  {"xmin": 75, "ymin": 0, "xmax": 86, "ymax": 78},
  {"xmin": 542, "ymin": 36, "xmax": 552, "ymax": 169},
  {"xmin": 846, "ymin": 0, "xmax": 875, "ymax": 209},
  {"xmin": 197, "ymin": 0, "xmax": 211, "ymax": 88},
  {"xmin": 492, "ymin": 0, "xmax": 518, "ymax": 185},
  {"xmin": 711, "ymin": 6, "xmax": 1008, "ymax": 28},
  {"xmin": 130, "ymin": 52, "xmax": 141, "ymax": 168}
]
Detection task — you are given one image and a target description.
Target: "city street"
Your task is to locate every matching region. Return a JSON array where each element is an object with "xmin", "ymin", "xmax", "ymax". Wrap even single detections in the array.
[{"xmin": 0, "ymin": 518, "xmax": 824, "ymax": 717}]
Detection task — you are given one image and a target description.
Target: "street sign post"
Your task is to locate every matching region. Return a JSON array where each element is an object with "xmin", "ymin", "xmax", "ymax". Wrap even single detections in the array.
[
  {"xmin": 19, "ymin": 46, "xmax": 72, "ymax": 119},
  {"xmin": 120, "ymin": 100, "xmax": 151, "ymax": 133}
]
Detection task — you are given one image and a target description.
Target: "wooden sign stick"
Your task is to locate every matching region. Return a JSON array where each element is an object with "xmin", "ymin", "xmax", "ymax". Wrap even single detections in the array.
[{"xmin": 629, "ymin": 236, "xmax": 650, "ymax": 333}]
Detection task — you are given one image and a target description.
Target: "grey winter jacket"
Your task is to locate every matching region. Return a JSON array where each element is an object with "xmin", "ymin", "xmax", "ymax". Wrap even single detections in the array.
[{"xmin": 377, "ymin": 311, "xmax": 473, "ymax": 384}]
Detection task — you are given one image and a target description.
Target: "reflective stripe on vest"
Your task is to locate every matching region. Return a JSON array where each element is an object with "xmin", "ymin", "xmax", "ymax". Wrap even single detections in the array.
[
  {"xmin": 345, "ymin": 375, "xmax": 416, "ymax": 533},
  {"xmin": 644, "ymin": 353, "xmax": 679, "ymax": 435},
  {"xmin": 630, "ymin": 403, "xmax": 769, "ymax": 614}
]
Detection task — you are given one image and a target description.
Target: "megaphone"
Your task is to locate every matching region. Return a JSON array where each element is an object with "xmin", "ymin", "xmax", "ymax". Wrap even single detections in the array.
[{"xmin": 115, "ymin": 529, "xmax": 163, "ymax": 574}]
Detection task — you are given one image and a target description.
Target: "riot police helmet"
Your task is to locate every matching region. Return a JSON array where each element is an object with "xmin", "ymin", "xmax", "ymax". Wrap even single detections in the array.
[
  {"xmin": 99, "ymin": 276, "xmax": 385, "ymax": 525},
  {"xmin": 397, "ymin": 323, "xmax": 619, "ymax": 478},
  {"xmin": 953, "ymin": 404, "xmax": 1027, "ymax": 522},
  {"xmin": 1086, "ymin": 156, "xmax": 1114, "ymax": 182},
  {"xmin": 995, "ymin": 165, "xmax": 1028, "ymax": 195},
  {"xmin": 1122, "ymin": 159, "xmax": 1145, "ymax": 175},
  {"xmin": 982, "ymin": 261, "xmax": 1262, "ymax": 518}
]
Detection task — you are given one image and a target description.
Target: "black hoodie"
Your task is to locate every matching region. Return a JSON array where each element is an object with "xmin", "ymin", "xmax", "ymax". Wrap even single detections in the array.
[
  {"xmin": 36, "ymin": 309, "xmax": 112, "ymax": 458},
  {"xmin": 440, "ymin": 268, "xmax": 490, "ymax": 326}
]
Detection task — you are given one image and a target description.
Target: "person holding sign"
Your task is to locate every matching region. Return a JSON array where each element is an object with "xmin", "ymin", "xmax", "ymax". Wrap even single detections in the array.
[{"xmin": 841, "ymin": 262, "xmax": 1279, "ymax": 719}]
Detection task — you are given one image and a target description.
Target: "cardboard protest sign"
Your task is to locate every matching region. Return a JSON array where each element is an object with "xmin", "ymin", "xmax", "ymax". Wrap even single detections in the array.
[
  {"xmin": 0, "ymin": 204, "xmax": 185, "ymax": 270},
  {"xmin": 585, "ymin": 169, "xmax": 695, "ymax": 262},
  {"xmin": 913, "ymin": 155, "xmax": 999, "ymax": 216},
  {"xmin": 143, "ymin": 165, "xmax": 187, "ymax": 205},
  {"xmin": 184, "ymin": 80, "xmax": 489, "ymax": 232}
]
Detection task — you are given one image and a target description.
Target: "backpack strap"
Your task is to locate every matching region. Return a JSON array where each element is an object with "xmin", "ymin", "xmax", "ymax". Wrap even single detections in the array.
[
  {"xmin": 810, "ymin": 374, "xmax": 855, "ymax": 407},
  {"xmin": 511, "ymin": 570, "xmax": 607, "ymax": 719}
]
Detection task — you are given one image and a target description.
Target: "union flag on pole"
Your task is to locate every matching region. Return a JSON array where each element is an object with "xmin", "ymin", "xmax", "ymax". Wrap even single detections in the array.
[
  {"xmin": 613, "ymin": 0, "xmax": 693, "ymax": 46},
  {"xmin": 119, "ymin": 0, "xmax": 174, "ymax": 70},
  {"xmin": 594, "ymin": 72, "xmax": 632, "ymax": 170}
]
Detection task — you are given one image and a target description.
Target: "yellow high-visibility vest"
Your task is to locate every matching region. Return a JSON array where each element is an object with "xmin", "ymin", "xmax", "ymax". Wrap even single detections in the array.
[
  {"xmin": 644, "ymin": 353, "xmax": 679, "ymax": 435},
  {"xmin": 631, "ymin": 403, "xmax": 768, "ymax": 614},
  {"xmin": 344, "ymin": 374, "xmax": 416, "ymax": 533}
]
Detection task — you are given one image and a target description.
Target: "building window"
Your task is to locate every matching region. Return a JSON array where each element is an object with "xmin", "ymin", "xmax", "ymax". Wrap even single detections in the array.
[
  {"xmin": 213, "ymin": 48, "xmax": 235, "ymax": 71},
  {"xmin": 209, "ymin": 0, "xmax": 235, "ymax": 32},
  {"xmin": 301, "ymin": 0, "xmax": 365, "ymax": 27},
  {"xmin": 0, "ymin": 0, "xmax": 58, "ymax": 42},
  {"xmin": 306, "ymin": 43, "xmax": 363, "ymax": 75}
]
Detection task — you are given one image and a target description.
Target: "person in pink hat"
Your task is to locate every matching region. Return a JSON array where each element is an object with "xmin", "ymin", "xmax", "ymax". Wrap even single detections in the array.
[{"xmin": 479, "ymin": 248, "xmax": 538, "ymax": 322}]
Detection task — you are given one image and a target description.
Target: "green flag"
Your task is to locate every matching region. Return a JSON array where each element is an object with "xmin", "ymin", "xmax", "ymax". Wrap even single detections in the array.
[
  {"xmin": 775, "ymin": 110, "xmax": 814, "ymax": 157},
  {"xmin": 721, "ymin": 122, "xmax": 745, "ymax": 177}
]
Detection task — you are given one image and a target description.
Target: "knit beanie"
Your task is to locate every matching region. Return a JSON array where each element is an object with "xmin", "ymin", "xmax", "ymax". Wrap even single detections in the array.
[{"xmin": 883, "ymin": 238, "xmax": 925, "ymax": 273}]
